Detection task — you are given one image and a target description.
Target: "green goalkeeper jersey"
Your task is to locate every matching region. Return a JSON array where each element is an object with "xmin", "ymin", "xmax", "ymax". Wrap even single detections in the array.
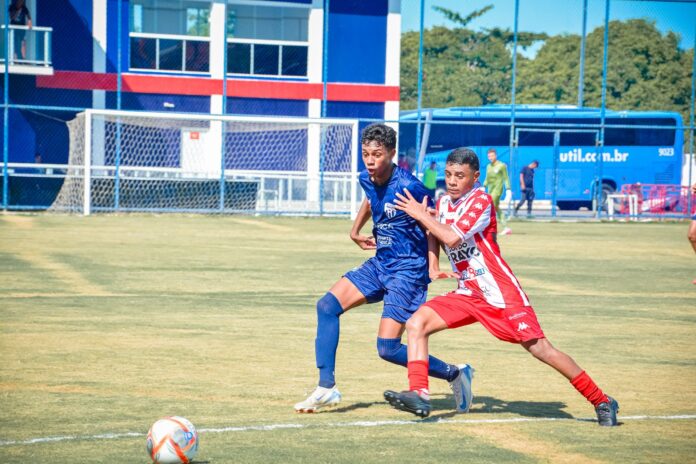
[{"xmin": 484, "ymin": 161, "xmax": 511, "ymax": 195}]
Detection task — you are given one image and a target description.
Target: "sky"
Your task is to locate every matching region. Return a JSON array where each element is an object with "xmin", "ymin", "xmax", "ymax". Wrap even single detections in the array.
[{"xmin": 401, "ymin": 0, "xmax": 696, "ymax": 55}]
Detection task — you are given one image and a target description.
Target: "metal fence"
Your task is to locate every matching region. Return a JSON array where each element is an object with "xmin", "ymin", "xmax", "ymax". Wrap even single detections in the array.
[{"xmin": 1, "ymin": 0, "xmax": 694, "ymax": 219}]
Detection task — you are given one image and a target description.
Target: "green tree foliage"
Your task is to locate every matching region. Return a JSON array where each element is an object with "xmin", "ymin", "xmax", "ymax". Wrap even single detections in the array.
[
  {"xmin": 517, "ymin": 19, "xmax": 693, "ymax": 125},
  {"xmin": 400, "ymin": 6, "xmax": 545, "ymax": 109},
  {"xmin": 402, "ymin": 12, "xmax": 694, "ymax": 127}
]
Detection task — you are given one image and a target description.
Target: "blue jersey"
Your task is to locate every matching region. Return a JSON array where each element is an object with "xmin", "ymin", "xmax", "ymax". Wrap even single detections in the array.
[{"xmin": 359, "ymin": 165, "xmax": 433, "ymax": 285}]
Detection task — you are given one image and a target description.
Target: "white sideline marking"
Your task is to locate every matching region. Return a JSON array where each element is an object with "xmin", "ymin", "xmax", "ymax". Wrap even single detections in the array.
[{"xmin": 2, "ymin": 415, "xmax": 695, "ymax": 446}]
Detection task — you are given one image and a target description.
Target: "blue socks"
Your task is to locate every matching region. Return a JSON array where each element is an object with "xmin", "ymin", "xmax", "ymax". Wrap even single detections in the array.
[
  {"xmin": 377, "ymin": 337, "xmax": 460, "ymax": 382},
  {"xmin": 315, "ymin": 292, "xmax": 344, "ymax": 388},
  {"xmin": 314, "ymin": 293, "xmax": 459, "ymax": 388}
]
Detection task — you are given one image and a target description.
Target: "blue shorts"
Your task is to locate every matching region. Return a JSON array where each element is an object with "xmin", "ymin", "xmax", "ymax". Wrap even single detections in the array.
[{"xmin": 344, "ymin": 257, "xmax": 427, "ymax": 323}]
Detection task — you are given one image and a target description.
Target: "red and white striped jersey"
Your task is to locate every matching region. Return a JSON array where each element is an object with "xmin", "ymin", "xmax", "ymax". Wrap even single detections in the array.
[{"xmin": 436, "ymin": 187, "xmax": 530, "ymax": 309}]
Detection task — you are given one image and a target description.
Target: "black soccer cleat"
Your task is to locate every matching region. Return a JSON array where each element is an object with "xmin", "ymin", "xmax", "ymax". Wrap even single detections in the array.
[
  {"xmin": 384, "ymin": 390, "xmax": 431, "ymax": 418},
  {"xmin": 595, "ymin": 396, "xmax": 619, "ymax": 426}
]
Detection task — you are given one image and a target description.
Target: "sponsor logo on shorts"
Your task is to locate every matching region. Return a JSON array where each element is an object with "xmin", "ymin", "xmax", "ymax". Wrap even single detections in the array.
[
  {"xmin": 508, "ymin": 311, "xmax": 528, "ymax": 321},
  {"xmin": 517, "ymin": 322, "xmax": 530, "ymax": 332}
]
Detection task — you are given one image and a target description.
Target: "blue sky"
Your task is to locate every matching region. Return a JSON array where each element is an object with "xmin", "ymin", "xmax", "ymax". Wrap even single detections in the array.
[{"xmin": 401, "ymin": 0, "xmax": 696, "ymax": 53}]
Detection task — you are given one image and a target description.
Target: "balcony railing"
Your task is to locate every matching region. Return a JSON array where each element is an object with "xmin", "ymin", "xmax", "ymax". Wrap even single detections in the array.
[
  {"xmin": 0, "ymin": 25, "xmax": 52, "ymax": 68},
  {"xmin": 129, "ymin": 32, "xmax": 210, "ymax": 74}
]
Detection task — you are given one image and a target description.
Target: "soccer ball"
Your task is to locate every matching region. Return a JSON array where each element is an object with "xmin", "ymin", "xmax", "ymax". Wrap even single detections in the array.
[{"xmin": 146, "ymin": 416, "xmax": 199, "ymax": 464}]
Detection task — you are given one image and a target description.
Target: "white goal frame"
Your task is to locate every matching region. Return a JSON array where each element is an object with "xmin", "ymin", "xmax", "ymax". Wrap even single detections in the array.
[{"xmin": 64, "ymin": 109, "xmax": 361, "ymax": 217}]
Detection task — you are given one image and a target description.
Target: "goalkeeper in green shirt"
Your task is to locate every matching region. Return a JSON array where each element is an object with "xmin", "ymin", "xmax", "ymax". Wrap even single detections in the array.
[
  {"xmin": 483, "ymin": 148, "xmax": 512, "ymax": 235},
  {"xmin": 422, "ymin": 161, "xmax": 438, "ymax": 200}
]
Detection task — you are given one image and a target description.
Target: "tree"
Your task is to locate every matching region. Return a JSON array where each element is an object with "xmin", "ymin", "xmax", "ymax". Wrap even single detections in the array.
[
  {"xmin": 516, "ymin": 19, "xmax": 692, "ymax": 124},
  {"xmin": 401, "ymin": 14, "xmax": 694, "ymax": 131},
  {"xmin": 400, "ymin": 5, "xmax": 545, "ymax": 110}
]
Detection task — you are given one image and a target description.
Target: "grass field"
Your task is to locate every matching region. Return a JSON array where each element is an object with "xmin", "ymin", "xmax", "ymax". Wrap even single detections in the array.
[{"xmin": 1, "ymin": 213, "xmax": 695, "ymax": 463}]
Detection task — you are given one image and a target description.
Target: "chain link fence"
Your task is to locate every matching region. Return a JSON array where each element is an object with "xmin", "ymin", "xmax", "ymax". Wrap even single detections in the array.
[{"xmin": 1, "ymin": 0, "xmax": 694, "ymax": 219}]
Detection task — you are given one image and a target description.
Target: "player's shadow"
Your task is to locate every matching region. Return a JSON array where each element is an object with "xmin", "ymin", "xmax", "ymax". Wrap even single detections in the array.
[
  {"xmin": 330, "ymin": 401, "xmax": 381, "ymax": 413},
  {"xmin": 427, "ymin": 394, "xmax": 574, "ymax": 420}
]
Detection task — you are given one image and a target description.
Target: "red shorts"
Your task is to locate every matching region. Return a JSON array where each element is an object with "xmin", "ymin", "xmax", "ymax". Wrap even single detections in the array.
[{"xmin": 425, "ymin": 293, "xmax": 545, "ymax": 344}]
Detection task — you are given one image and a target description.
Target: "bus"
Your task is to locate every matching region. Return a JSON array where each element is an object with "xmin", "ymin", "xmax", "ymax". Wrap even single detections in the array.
[{"xmin": 398, "ymin": 105, "xmax": 684, "ymax": 211}]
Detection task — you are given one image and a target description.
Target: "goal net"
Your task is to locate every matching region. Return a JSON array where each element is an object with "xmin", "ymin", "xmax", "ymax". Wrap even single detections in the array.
[{"xmin": 50, "ymin": 109, "xmax": 360, "ymax": 216}]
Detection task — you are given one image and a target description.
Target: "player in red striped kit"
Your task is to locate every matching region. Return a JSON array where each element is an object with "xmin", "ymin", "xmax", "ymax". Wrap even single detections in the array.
[{"xmin": 383, "ymin": 147, "xmax": 619, "ymax": 426}]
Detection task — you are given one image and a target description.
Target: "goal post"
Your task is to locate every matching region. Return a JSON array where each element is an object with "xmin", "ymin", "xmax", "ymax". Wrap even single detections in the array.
[{"xmin": 51, "ymin": 109, "xmax": 361, "ymax": 217}]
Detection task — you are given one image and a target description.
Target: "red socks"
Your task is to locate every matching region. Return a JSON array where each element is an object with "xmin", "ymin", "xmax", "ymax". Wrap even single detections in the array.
[
  {"xmin": 408, "ymin": 360, "xmax": 429, "ymax": 395},
  {"xmin": 571, "ymin": 371, "xmax": 609, "ymax": 406},
  {"xmin": 409, "ymin": 363, "xmax": 608, "ymax": 406}
]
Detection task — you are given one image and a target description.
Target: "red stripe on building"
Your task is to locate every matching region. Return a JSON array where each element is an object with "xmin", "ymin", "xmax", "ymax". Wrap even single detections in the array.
[
  {"xmin": 123, "ymin": 74, "xmax": 222, "ymax": 95},
  {"xmin": 226, "ymin": 79, "xmax": 322, "ymax": 100},
  {"xmin": 36, "ymin": 71, "xmax": 400, "ymax": 102},
  {"xmin": 37, "ymin": 71, "xmax": 117, "ymax": 91},
  {"xmin": 328, "ymin": 83, "xmax": 400, "ymax": 103}
]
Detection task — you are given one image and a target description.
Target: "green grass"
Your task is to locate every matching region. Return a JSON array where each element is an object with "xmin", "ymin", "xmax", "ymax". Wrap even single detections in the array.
[{"xmin": 1, "ymin": 214, "xmax": 695, "ymax": 463}]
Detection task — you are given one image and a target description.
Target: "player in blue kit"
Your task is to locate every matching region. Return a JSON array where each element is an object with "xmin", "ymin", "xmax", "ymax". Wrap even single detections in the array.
[{"xmin": 294, "ymin": 124, "xmax": 474, "ymax": 413}]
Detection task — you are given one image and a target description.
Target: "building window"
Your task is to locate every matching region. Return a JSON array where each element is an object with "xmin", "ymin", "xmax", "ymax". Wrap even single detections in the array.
[
  {"xmin": 187, "ymin": 7, "xmax": 209, "ymax": 36},
  {"xmin": 226, "ymin": 2, "xmax": 309, "ymax": 78},
  {"xmin": 227, "ymin": 4, "xmax": 308, "ymax": 41},
  {"xmin": 129, "ymin": 0, "xmax": 210, "ymax": 74},
  {"xmin": 130, "ymin": 0, "xmax": 210, "ymax": 37}
]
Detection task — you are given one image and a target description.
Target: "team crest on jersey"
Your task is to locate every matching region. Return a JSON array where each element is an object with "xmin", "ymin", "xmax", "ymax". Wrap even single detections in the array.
[{"xmin": 384, "ymin": 202, "xmax": 397, "ymax": 219}]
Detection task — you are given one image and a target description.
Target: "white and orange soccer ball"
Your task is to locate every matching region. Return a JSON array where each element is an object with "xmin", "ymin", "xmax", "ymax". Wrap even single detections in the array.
[{"xmin": 146, "ymin": 416, "xmax": 199, "ymax": 464}]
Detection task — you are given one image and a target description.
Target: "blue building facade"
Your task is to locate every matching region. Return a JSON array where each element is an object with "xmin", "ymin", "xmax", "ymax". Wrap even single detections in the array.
[{"xmin": 1, "ymin": 0, "xmax": 401, "ymax": 166}]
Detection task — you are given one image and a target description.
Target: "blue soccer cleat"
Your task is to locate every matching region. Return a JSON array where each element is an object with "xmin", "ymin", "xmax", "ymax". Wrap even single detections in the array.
[{"xmin": 449, "ymin": 364, "xmax": 475, "ymax": 413}]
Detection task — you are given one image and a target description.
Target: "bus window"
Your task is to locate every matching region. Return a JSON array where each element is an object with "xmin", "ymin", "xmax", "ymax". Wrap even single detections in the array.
[
  {"xmin": 559, "ymin": 132, "xmax": 597, "ymax": 147},
  {"xmin": 559, "ymin": 131, "xmax": 597, "ymax": 146},
  {"xmin": 517, "ymin": 130, "xmax": 553, "ymax": 146},
  {"xmin": 425, "ymin": 120, "xmax": 511, "ymax": 150},
  {"xmin": 605, "ymin": 118, "xmax": 676, "ymax": 146},
  {"xmin": 634, "ymin": 119, "xmax": 676, "ymax": 146},
  {"xmin": 478, "ymin": 120, "xmax": 510, "ymax": 146},
  {"xmin": 426, "ymin": 121, "xmax": 469, "ymax": 151}
]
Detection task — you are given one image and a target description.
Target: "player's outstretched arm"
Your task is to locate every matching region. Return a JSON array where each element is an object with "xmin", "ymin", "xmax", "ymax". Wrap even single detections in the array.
[
  {"xmin": 350, "ymin": 198, "xmax": 376, "ymax": 250},
  {"xmin": 427, "ymin": 232, "xmax": 459, "ymax": 280},
  {"xmin": 394, "ymin": 189, "xmax": 462, "ymax": 249}
]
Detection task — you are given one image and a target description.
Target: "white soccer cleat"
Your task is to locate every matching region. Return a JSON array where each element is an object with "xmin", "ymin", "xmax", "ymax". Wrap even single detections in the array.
[
  {"xmin": 501, "ymin": 227, "xmax": 512, "ymax": 236},
  {"xmin": 294, "ymin": 385, "xmax": 342, "ymax": 413},
  {"xmin": 449, "ymin": 364, "xmax": 475, "ymax": 413}
]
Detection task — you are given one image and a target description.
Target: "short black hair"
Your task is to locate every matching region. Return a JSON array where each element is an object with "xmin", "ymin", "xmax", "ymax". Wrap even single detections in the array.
[
  {"xmin": 531, "ymin": 160, "xmax": 540, "ymax": 167},
  {"xmin": 446, "ymin": 147, "xmax": 479, "ymax": 171},
  {"xmin": 361, "ymin": 123, "xmax": 396, "ymax": 150}
]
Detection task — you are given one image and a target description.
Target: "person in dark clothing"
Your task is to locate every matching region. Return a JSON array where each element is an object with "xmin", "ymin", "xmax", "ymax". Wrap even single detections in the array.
[
  {"xmin": 515, "ymin": 160, "xmax": 539, "ymax": 217},
  {"xmin": 8, "ymin": 0, "xmax": 32, "ymax": 60}
]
